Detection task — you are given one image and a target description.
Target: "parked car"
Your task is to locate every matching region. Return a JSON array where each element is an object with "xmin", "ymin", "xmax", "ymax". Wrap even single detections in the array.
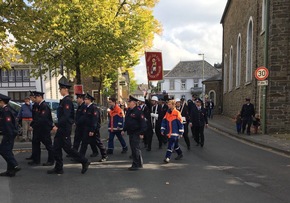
[{"xmin": 45, "ymin": 99, "xmax": 60, "ymax": 111}]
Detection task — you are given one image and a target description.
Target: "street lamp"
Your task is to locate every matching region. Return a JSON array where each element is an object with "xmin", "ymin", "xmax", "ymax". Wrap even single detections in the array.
[{"xmin": 198, "ymin": 53, "xmax": 205, "ymax": 103}]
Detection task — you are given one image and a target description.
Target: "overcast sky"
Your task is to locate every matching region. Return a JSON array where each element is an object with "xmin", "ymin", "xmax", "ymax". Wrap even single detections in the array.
[{"xmin": 134, "ymin": 0, "xmax": 228, "ymax": 84}]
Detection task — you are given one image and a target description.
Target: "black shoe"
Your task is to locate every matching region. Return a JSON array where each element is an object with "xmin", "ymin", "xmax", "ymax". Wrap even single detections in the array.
[
  {"xmin": 90, "ymin": 152, "xmax": 99, "ymax": 157},
  {"xmin": 200, "ymin": 143, "xmax": 204, "ymax": 148},
  {"xmin": 0, "ymin": 171, "xmax": 11, "ymax": 177},
  {"xmin": 25, "ymin": 156, "xmax": 33, "ymax": 160},
  {"xmin": 146, "ymin": 148, "xmax": 151, "ymax": 151},
  {"xmin": 81, "ymin": 162, "xmax": 90, "ymax": 174},
  {"xmin": 121, "ymin": 148, "xmax": 128, "ymax": 154},
  {"xmin": 42, "ymin": 162, "xmax": 54, "ymax": 166},
  {"xmin": 175, "ymin": 154, "xmax": 183, "ymax": 160},
  {"xmin": 8, "ymin": 166, "xmax": 21, "ymax": 177},
  {"xmin": 28, "ymin": 161, "xmax": 40, "ymax": 166},
  {"xmin": 187, "ymin": 146, "xmax": 191, "ymax": 150},
  {"xmin": 128, "ymin": 167, "xmax": 139, "ymax": 171},
  {"xmin": 47, "ymin": 169, "xmax": 64, "ymax": 174},
  {"xmin": 70, "ymin": 158, "xmax": 79, "ymax": 163},
  {"xmin": 99, "ymin": 156, "xmax": 108, "ymax": 162},
  {"xmin": 163, "ymin": 158, "xmax": 170, "ymax": 164}
]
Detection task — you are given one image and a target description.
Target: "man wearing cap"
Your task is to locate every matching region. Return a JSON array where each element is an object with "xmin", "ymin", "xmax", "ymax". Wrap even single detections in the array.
[
  {"xmin": 121, "ymin": 95, "xmax": 147, "ymax": 170},
  {"xmin": 107, "ymin": 97, "xmax": 128, "ymax": 154},
  {"xmin": 175, "ymin": 98, "xmax": 191, "ymax": 150},
  {"xmin": 49, "ymin": 81, "xmax": 90, "ymax": 174},
  {"xmin": 240, "ymin": 98, "xmax": 255, "ymax": 135},
  {"xmin": 73, "ymin": 93, "xmax": 99, "ymax": 158},
  {"xmin": 189, "ymin": 98, "xmax": 208, "ymax": 147},
  {"xmin": 0, "ymin": 93, "xmax": 21, "ymax": 177},
  {"xmin": 138, "ymin": 96, "xmax": 153, "ymax": 151},
  {"xmin": 79, "ymin": 93, "xmax": 107, "ymax": 162},
  {"xmin": 28, "ymin": 91, "xmax": 54, "ymax": 166},
  {"xmin": 17, "ymin": 97, "xmax": 33, "ymax": 142}
]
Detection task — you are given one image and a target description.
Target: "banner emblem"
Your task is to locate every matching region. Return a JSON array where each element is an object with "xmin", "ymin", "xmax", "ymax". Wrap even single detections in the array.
[{"xmin": 145, "ymin": 52, "xmax": 163, "ymax": 81}]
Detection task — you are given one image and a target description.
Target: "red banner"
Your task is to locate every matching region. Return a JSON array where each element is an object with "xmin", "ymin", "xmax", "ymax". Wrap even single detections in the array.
[
  {"xmin": 74, "ymin": 85, "xmax": 83, "ymax": 94},
  {"xmin": 145, "ymin": 51, "xmax": 163, "ymax": 81}
]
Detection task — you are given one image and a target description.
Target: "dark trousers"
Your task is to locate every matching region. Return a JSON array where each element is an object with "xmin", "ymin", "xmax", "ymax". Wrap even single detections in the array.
[
  {"xmin": 191, "ymin": 126, "xmax": 198, "ymax": 144},
  {"xmin": 183, "ymin": 123, "xmax": 190, "ymax": 148},
  {"xmin": 0, "ymin": 137, "xmax": 18, "ymax": 171},
  {"xmin": 155, "ymin": 123, "xmax": 167, "ymax": 147},
  {"xmin": 165, "ymin": 136, "xmax": 182, "ymax": 159},
  {"xmin": 74, "ymin": 127, "xmax": 98, "ymax": 154},
  {"xmin": 236, "ymin": 123, "xmax": 242, "ymax": 133},
  {"xmin": 32, "ymin": 130, "xmax": 54, "ymax": 163},
  {"xmin": 144, "ymin": 126, "xmax": 153, "ymax": 150},
  {"xmin": 207, "ymin": 109, "xmax": 213, "ymax": 119},
  {"xmin": 242, "ymin": 117, "xmax": 252, "ymax": 134},
  {"xmin": 79, "ymin": 130, "xmax": 105, "ymax": 157},
  {"xmin": 53, "ymin": 128, "xmax": 88, "ymax": 171},
  {"xmin": 129, "ymin": 134, "xmax": 143, "ymax": 168},
  {"xmin": 95, "ymin": 130, "xmax": 107, "ymax": 158},
  {"xmin": 193, "ymin": 125, "xmax": 205, "ymax": 145}
]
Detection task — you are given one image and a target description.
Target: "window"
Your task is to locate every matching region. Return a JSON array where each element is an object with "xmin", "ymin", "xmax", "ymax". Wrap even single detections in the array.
[
  {"xmin": 16, "ymin": 70, "xmax": 22, "ymax": 82},
  {"xmin": 246, "ymin": 17, "xmax": 254, "ymax": 82},
  {"xmin": 23, "ymin": 69, "xmax": 30, "ymax": 82},
  {"xmin": 193, "ymin": 79, "xmax": 199, "ymax": 88},
  {"xmin": 2, "ymin": 70, "xmax": 8, "ymax": 82},
  {"xmin": 229, "ymin": 47, "xmax": 233, "ymax": 91},
  {"xmin": 223, "ymin": 54, "xmax": 228, "ymax": 93},
  {"xmin": 236, "ymin": 34, "xmax": 241, "ymax": 87},
  {"xmin": 9, "ymin": 70, "xmax": 15, "ymax": 82},
  {"xmin": 181, "ymin": 79, "xmax": 186, "ymax": 90},
  {"xmin": 169, "ymin": 80, "xmax": 175, "ymax": 90}
]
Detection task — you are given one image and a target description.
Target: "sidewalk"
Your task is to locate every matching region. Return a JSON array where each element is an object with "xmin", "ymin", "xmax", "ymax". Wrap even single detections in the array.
[{"xmin": 209, "ymin": 115, "xmax": 290, "ymax": 156}]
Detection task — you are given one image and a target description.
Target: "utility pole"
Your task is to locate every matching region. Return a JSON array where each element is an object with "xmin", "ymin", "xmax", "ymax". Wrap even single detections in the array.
[{"xmin": 198, "ymin": 53, "xmax": 205, "ymax": 103}]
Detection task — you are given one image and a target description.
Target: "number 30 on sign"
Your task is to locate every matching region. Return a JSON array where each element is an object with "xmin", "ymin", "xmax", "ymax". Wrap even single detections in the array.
[{"xmin": 255, "ymin": 66, "xmax": 269, "ymax": 81}]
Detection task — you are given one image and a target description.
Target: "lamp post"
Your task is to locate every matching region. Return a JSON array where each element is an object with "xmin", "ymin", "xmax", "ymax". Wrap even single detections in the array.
[{"xmin": 198, "ymin": 53, "xmax": 205, "ymax": 103}]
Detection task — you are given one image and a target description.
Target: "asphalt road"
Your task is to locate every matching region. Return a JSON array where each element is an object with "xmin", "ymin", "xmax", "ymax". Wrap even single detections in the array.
[{"xmin": 1, "ymin": 127, "xmax": 290, "ymax": 203}]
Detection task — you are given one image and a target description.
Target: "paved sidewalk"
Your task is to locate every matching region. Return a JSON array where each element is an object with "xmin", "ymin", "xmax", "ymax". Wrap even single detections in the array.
[{"xmin": 208, "ymin": 115, "xmax": 290, "ymax": 156}]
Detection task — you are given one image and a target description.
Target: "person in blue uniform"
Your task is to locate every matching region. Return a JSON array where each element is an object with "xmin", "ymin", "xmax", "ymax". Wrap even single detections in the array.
[
  {"xmin": 0, "ymin": 94, "xmax": 21, "ymax": 177},
  {"xmin": 121, "ymin": 95, "xmax": 147, "ymax": 171},
  {"xmin": 73, "ymin": 93, "xmax": 99, "ymax": 157},
  {"xmin": 79, "ymin": 93, "xmax": 107, "ymax": 162},
  {"xmin": 28, "ymin": 91, "xmax": 54, "ymax": 166},
  {"xmin": 161, "ymin": 99, "xmax": 184, "ymax": 163},
  {"xmin": 189, "ymin": 98, "xmax": 208, "ymax": 147},
  {"xmin": 107, "ymin": 97, "xmax": 128, "ymax": 154},
  {"xmin": 48, "ymin": 81, "xmax": 90, "ymax": 174}
]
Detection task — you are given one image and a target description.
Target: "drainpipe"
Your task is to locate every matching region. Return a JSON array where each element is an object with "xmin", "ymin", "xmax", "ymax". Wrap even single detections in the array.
[{"xmin": 262, "ymin": 0, "xmax": 270, "ymax": 134}]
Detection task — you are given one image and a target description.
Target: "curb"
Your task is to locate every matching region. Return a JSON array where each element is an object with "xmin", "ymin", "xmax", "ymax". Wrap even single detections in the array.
[{"xmin": 208, "ymin": 125, "xmax": 290, "ymax": 157}]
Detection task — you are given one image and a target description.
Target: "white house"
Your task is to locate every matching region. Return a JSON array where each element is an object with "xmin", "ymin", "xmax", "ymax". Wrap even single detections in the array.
[
  {"xmin": 161, "ymin": 60, "xmax": 220, "ymax": 100},
  {"xmin": 0, "ymin": 62, "xmax": 62, "ymax": 102}
]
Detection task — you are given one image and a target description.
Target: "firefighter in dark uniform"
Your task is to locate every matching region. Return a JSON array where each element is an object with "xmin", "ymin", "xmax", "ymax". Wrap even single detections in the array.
[
  {"xmin": 28, "ymin": 91, "xmax": 54, "ymax": 166},
  {"xmin": 240, "ymin": 98, "xmax": 255, "ymax": 135},
  {"xmin": 48, "ymin": 81, "xmax": 90, "ymax": 174},
  {"xmin": 79, "ymin": 93, "xmax": 107, "ymax": 162},
  {"xmin": 26, "ymin": 90, "xmax": 38, "ymax": 160},
  {"xmin": 189, "ymin": 98, "xmax": 208, "ymax": 147},
  {"xmin": 138, "ymin": 96, "xmax": 153, "ymax": 151},
  {"xmin": 122, "ymin": 95, "xmax": 147, "ymax": 171},
  {"xmin": 73, "ymin": 93, "xmax": 99, "ymax": 157},
  {"xmin": 0, "ymin": 94, "xmax": 21, "ymax": 177}
]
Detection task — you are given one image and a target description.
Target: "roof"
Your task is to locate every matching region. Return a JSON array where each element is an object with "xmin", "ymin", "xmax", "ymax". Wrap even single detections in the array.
[
  {"xmin": 202, "ymin": 72, "xmax": 222, "ymax": 83},
  {"xmin": 164, "ymin": 60, "xmax": 220, "ymax": 79},
  {"xmin": 220, "ymin": 0, "xmax": 232, "ymax": 24}
]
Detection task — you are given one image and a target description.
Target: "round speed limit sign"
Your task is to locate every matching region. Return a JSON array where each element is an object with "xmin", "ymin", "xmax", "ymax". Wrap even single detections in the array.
[{"xmin": 255, "ymin": 66, "xmax": 269, "ymax": 81}]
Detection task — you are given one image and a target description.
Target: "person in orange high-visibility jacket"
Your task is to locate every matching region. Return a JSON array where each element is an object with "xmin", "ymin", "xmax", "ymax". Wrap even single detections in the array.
[
  {"xmin": 107, "ymin": 97, "xmax": 128, "ymax": 154},
  {"xmin": 161, "ymin": 100, "xmax": 184, "ymax": 164}
]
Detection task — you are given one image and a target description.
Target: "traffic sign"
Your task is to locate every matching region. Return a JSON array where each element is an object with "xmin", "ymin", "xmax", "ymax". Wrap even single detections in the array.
[
  {"xmin": 255, "ymin": 66, "xmax": 269, "ymax": 81},
  {"xmin": 257, "ymin": 80, "xmax": 268, "ymax": 86}
]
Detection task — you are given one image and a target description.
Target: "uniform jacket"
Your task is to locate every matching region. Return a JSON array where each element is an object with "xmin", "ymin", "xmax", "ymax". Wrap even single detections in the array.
[
  {"xmin": 240, "ymin": 103, "xmax": 255, "ymax": 118},
  {"xmin": 139, "ymin": 104, "xmax": 153, "ymax": 130},
  {"xmin": 190, "ymin": 105, "xmax": 208, "ymax": 127},
  {"xmin": 30, "ymin": 102, "xmax": 39, "ymax": 127},
  {"xmin": 176, "ymin": 102, "xmax": 190, "ymax": 124},
  {"xmin": 84, "ymin": 103, "xmax": 100, "ymax": 133},
  {"xmin": 161, "ymin": 108, "xmax": 184, "ymax": 138},
  {"xmin": 108, "ymin": 104, "xmax": 124, "ymax": 132},
  {"xmin": 0, "ymin": 105, "xmax": 18, "ymax": 141},
  {"xmin": 31, "ymin": 100, "xmax": 53, "ymax": 131},
  {"xmin": 75, "ymin": 102, "xmax": 86, "ymax": 127},
  {"xmin": 152, "ymin": 104, "xmax": 168, "ymax": 125},
  {"xmin": 123, "ymin": 106, "xmax": 147, "ymax": 135},
  {"xmin": 56, "ymin": 95, "xmax": 74, "ymax": 129}
]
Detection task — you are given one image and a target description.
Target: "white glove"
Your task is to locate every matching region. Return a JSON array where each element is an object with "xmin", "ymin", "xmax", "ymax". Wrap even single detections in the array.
[{"xmin": 150, "ymin": 113, "xmax": 159, "ymax": 119}]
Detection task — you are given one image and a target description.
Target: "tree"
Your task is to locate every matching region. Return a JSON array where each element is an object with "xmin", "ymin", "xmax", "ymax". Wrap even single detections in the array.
[{"xmin": 2, "ymin": 0, "xmax": 161, "ymax": 85}]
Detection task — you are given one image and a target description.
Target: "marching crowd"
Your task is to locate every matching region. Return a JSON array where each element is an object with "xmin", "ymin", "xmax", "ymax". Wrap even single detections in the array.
[{"xmin": 0, "ymin": 80, "xmax": 211, "ymax": 177}]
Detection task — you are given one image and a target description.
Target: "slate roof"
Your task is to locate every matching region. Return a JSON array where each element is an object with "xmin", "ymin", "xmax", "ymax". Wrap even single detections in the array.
[
  {"xmin": 203, "ymin": 72, "xmax": 222, "ymax": 82},
  {"xmin": 164, "ymin": 60, "xmax": 220, "ymax": 79}
]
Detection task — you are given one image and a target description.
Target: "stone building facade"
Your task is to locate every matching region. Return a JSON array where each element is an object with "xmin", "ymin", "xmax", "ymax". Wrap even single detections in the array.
[{"xmin": 221, "ymin": 0, "xmax": 290, "ymax": 133}]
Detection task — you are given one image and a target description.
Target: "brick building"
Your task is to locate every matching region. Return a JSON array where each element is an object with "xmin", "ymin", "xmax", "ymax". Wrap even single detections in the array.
[{"xmin": 221, "ymin": 0, "xmax": 290, "ymax": 133}]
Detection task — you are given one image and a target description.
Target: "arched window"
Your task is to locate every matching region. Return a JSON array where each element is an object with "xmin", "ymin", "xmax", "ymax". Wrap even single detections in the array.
[
  {"xmin": 236, "ymin": 34, "xmax": 241, "ymax": 87},
  {"xmin": 223, "ymin": 54, "xmax": 228, "ymax": 93},
  {"xmin": 246, "ymin": 17, "xmax": 253, "ymax": 83},
  {"xmin": 229, "ymin": 46, "xmax": 233, "ymax": 91},
  {"xmin": 209, "ymin": 90, "xmax": 216, "ymax": 104}
]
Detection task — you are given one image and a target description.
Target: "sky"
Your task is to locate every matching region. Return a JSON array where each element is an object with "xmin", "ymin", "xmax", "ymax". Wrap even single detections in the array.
[{"xmin": 133, "ymin": 0, "xmax": 228, "ymax": 84}]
